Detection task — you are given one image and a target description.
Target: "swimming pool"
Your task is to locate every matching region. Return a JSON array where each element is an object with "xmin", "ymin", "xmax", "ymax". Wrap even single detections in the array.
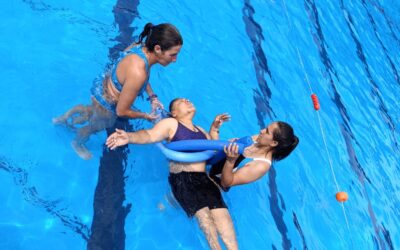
[{"xmin": 1, "ymin": 0, "xmax": 399, "ymax": 249}]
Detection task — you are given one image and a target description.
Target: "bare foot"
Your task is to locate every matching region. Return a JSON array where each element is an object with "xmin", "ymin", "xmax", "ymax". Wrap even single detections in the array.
[{"xmin": 71, "ymin": 141, "xmax": 93, "ymax": 160}]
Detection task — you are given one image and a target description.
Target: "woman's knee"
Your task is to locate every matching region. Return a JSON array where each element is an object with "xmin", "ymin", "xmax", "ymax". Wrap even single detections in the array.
[
  {"xmin": 195, "ymin": 207, "xmax": 215, "ymax": 228},
  {"xmin": 76, "ymin": 126, "xmax": 93, "ymax": 142}
]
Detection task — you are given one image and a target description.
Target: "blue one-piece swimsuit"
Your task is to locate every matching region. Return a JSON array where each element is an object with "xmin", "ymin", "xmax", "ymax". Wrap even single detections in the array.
[{"xmin": 91, "ymin": 44, "xmax": 149, "ymax": 113}]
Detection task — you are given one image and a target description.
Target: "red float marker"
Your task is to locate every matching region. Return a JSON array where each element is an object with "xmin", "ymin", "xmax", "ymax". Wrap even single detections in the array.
[{"xmin": 311, "ymin": 94, "xmax": 320, "ymax": 110}]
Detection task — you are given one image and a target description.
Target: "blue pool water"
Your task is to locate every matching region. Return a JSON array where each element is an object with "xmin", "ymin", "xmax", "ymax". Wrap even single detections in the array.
[{"xmin": 1, "ymin": 0, "xmax": 399, "ymax": 249}]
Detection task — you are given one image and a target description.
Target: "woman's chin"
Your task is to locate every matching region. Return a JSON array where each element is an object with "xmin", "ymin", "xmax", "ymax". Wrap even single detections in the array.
[{"xmin": 186, "ymin": 108, "xmax": 196, "ymax": 115}]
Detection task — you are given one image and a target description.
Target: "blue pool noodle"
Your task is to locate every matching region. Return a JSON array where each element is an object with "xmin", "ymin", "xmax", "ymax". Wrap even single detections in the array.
[{"xmin": 153, "ymin": 108, "xmax": 251, "ymax": 163}]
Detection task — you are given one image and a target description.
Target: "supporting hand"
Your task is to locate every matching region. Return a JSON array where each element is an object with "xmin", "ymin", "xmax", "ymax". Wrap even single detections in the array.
[
  {"xmin": 144, "ymin": 112, "xmax": 160, "ymax": 122},
  {"xmin": 224, "ymin": 143, "xmax": 240, "ymax": 163},
  {"xmin": 150, "ymin": 97, "xmax": 164, "ymax": 111},
  {"xmin": 106, "ymin": 129, "xmax": 130, "ymax": 150}
]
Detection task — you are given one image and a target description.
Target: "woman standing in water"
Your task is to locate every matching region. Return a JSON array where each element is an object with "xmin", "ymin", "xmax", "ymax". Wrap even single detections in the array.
[{"xmin": 53, "ymin": 23, "xmax": 183, "ymax": 159}]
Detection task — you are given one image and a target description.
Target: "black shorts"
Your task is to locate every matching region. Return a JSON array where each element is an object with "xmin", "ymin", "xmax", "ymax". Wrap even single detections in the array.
[{"xmin": 168, "ymin": 171, "xmax": 227, "ymax": 217}]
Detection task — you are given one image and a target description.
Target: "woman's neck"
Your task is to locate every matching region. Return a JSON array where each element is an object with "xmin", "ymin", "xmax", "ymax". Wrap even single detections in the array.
[
  {"xmin": 177, "ymin": 117, "xmax": 193, "ymax": 126},
  {"xmin": 142, "ymin": 47, "xmax": 157, "ymax": 66},
  {"xmin": 244, "ymin": 143, "xmax": 272, "ymax": 158}
]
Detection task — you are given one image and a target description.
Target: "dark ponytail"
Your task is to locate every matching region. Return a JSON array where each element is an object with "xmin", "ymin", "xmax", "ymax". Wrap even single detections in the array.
[
  {"xmin": 137, "ymin": 23, "xmax": 154, "ymax": 44},
  {"xmin": 137, "ymin": 23, "xmax": 183, "ymax": 52},
  {"xmin": 271, "ymin": 121, "xmax": 299, "ymax": 161}
]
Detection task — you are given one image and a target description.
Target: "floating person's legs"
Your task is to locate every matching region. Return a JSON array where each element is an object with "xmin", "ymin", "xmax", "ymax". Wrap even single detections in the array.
[
  {"xmin": 195, "ymin": 207, "xmax": 221, "ymax": 250},
  {"xmin": 211, "ymin": 208, "xmax": 238, "ymax": 250},
  {"xmin": 194, "ymin": 207, "xmax": 238, "ymax": 250},
  {"xmin": 168, "ymin": 171, "xmax": 236, "ymax": 249}
]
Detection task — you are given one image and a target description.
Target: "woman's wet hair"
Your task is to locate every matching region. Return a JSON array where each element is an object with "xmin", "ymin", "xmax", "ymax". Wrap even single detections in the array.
[
  {"xmin": 167, "ymin": 98, "xmax": 182, "ymax": 117},
  {"xmin": 137, "ymin": 23, "xmax": 183, "ymax": 52},
  {"xmin": 168, "ymin": 98, "xmax": 181, "ymax": 112},
  {"xmin": 271, "ymin": 121, "xmax": 299, "ymax": 161}
]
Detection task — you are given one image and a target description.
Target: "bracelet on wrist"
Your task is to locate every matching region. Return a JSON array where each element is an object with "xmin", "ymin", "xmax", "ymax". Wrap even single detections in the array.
[
  {"xmin": 226, "ymin": 157, "xmax": 237, "ymax": 163},
  {"xmin": 211, "ymin": 128, "xmax": 219, "ymax": 133},
  {"xmin": 128, "ymin": 133, "xmax": 132, "ymax": 143}
]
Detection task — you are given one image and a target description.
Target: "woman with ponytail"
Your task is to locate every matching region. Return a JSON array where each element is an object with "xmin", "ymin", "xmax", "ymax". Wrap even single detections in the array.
[
  {"xmin": 53, "ymin": 23, "xmax": 183, "ymax": 159},
  {"xmin": 209, "ymin": 121, "xmax": 299, "ymax": 189}
]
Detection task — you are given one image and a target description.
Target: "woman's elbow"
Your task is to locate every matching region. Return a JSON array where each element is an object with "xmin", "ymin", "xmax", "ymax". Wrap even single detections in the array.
[
  {"xmin": 221, "ymin": 183, "xmax": 229, "ymax": 189},
  {"xmin": 116, "ymin": 110, "xmax": 124, "ymax": 117},
  {"xmin": 221, "ymin": 179, "xmax": 232, "ymax": 188},
  {"xmin": 116, "ymin": 107, "xmax": 128, "ymax": 117}
]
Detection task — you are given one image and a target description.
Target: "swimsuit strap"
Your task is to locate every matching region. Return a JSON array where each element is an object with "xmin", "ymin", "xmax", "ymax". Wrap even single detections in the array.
[
  {"xmin": 128, "ymin": 45, "xmax": 149, "ymax": 72},
  {"xmin": 110, "ymin": 44, "xmax": 149, "ymax": 92},
  {"xmin": 252, "ymin": 158, "xmax": 272, "ymax": 165}
]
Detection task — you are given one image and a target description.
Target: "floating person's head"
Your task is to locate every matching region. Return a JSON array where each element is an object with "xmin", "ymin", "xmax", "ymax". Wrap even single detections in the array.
[{"xmin": 168, "ymin": 98, "xmax": 195, "ymax": 118}]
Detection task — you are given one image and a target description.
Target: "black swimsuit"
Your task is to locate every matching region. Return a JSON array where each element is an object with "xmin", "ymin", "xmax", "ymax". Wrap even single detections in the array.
[{"xmin": 168, "ymin": 122, "xmax": 227, "ymax": 217}]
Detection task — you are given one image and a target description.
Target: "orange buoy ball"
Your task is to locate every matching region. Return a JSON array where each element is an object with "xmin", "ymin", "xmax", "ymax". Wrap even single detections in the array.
[{"xmin": 335, "ymin": 192, "xmax": 348, "ymax": 202}]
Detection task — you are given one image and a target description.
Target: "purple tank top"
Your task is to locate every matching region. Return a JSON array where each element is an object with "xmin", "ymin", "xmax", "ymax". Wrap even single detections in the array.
[{"xmin": 170, "ymin": 122, "xmax": 207, "ymax": 142}]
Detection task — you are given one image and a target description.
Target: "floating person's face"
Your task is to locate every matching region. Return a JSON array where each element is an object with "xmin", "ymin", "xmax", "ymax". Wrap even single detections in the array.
[{"xmin": 170, "ymin": 98, "xmax": 195, "ymax": 118}]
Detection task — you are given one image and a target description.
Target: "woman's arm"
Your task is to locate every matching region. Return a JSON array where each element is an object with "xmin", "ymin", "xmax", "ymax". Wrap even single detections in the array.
[
  {"xmin": 128, "ymin": 118, "xmax": 176, "ymax": 143},
  {"xmin": 221, "ymin": 161, "xmax": 270, "ymax": 187},
  {"xmin": 220, "ymin": 143, "xmax": 270, "ymax": 187},
  {"xmin": 145, "ymin": 82, "xmax": 164, "ymax": 111},
  {"xmin": 106, "ymin": 118, "xmax": 177, "ymax": 149},
  {"xmin": 209, "ymin": 113, "xmax": 231, "ymax": 140},
  {"xmin": 115, "ymin": 62, "xmax": 157, "ymax": 120},
  {"xmin": 145, "ymin": 81, "xmax": 155, "ymax": 97}
]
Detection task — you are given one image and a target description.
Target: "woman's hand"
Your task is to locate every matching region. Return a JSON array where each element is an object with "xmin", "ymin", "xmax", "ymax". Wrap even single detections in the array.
[
  {"xmin": 211, "ymin": 113, "xmax": 231, "ymax": 131},
  {"xmin": 106, "ymin": 129, "xmax": 130, "ymax": 150},
  {"xmin": 144, "ymin": 112, "xmax": 160, "ymax": 122},
  {"xmin": 150, "ymin": 97, "xmax": 164, "ymax": 111},
  {"xmin": 224, "ymin": 143, "xmax": 240, "ymax": 163}
]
